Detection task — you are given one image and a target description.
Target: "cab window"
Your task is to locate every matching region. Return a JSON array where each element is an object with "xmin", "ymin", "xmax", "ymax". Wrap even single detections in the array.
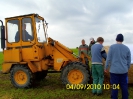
[
  {"xmin": 7, "ymin": 20, "xmax": 19, "ymax": 42},
  {"xmin": 22, "ymin": 18, "xmax": 33, "ymax": 42},
  {"xmin": 35, "ymin": 17, "xmax": 46, "ymax": 42}
]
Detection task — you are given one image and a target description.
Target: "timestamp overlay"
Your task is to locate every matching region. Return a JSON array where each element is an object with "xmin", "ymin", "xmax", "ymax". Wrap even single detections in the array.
[
  {"xmin": 66, "ymin": 84, "xmax": 120, "ymax": 90},
  {"xmin": 103, "ymin": 84, "xmax": 120, "ymax": 90}
]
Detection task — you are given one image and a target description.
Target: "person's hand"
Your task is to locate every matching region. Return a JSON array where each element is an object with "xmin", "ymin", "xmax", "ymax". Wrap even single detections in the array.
[{"xmin": 104, "ymin": 70, "xmax": 108, "ymax": 73}]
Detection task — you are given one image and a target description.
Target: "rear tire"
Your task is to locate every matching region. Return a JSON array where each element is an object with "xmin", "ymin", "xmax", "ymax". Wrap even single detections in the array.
[
  {"xmin": 10, "ymin": 65, "xmax": 34, "ymax": 88},
  {"xmin": 61, "ymin": 62, "xmax": 90, "ymax": 85}
]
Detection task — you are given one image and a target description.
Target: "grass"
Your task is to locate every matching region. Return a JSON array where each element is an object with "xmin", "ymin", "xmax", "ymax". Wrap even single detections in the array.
[
  {"xmin": 0, "ymin": 50, "xmax": 133, "ymax": 99},
  {"xmin": 71, "ymin": 48, "xmax": 79, "ymax": 56},
  {"xmin": 0, "ymin": 52, "xmax": 3, "ymax": 70}
]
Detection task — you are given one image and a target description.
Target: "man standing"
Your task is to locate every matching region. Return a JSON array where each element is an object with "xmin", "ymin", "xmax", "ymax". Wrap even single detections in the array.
[
  {"xmin": 89, "ymin": 37, "xmax": 96, "ymax": 56},
  {"xmin": 91, "ymin": 37, "xmax": 107, "ymax": 95},
  {"xmin": 78, "ymin": 39, "xmax": 89, "ymax": 56},
  {"xmin": 105, "ymin": 34, "xmax": 131, "ymax": 99}
]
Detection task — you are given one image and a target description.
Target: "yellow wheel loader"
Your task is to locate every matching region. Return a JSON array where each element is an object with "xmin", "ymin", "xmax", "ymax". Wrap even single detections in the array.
[{"xmin": 0, "ymin": 14, "xmax": 91, "ymax": 88}]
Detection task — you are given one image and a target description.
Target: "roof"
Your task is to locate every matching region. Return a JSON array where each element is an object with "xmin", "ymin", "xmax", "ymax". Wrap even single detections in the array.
[{"xmin": 5, "ymin": 13, "xmax": 43, "ymax": 19}]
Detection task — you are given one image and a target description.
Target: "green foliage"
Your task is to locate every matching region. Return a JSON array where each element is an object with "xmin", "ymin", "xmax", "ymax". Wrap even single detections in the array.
[
  {"xmin": 0, "ymin": 52, "xmax": 3, "ymax": 70},
  {"xmin": 70, "ymin": 48, "xmax": 78, "ymax": 56}
]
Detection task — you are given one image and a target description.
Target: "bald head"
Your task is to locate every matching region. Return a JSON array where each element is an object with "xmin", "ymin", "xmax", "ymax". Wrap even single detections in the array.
[{"xmin": 81, "ymin": 39, "xmax": 85, "ymax": 45}]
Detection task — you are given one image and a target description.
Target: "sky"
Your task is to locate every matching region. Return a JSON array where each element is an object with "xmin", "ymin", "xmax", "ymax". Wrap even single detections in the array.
[{"xmin": 0, "ymin": 0, "xmax": 133, "ymax": 48}]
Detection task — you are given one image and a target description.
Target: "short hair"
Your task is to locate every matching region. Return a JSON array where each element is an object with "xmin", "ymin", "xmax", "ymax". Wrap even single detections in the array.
[
  {"xmin": 82, "ymin": 39, "xmax": 85, "ymax": 41},
  {"xmin": 97, "ymin": 37, "xmax": 104, "ymax": 42}
]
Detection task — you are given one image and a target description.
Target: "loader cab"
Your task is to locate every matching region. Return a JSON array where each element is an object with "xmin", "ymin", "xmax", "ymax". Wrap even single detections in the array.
[
  {"xmin": 0, "ymin": 14, "xmax": 48, "ymax": 50},
  {"xmin": 0, "ymin": 14, "xmax": 48, "ymax": 66},
  {"xmin": 5, "ymin": 14, "xmax": 47, "ymax": 48}
]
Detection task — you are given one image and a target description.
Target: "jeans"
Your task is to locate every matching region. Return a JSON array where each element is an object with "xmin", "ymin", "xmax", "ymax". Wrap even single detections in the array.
[{"xmin": 110, "ymin": 73, "xmax": 128, "ymax": 99}]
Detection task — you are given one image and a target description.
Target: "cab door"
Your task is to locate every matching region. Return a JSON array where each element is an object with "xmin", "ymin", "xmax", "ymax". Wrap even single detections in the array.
[
  {"xmin": 4, "ymin": 18, "xmax": 22, "ymax": 62},
  {"xmin": 20, "ymin": 17, "xmax": 39, "ymax": 61}
]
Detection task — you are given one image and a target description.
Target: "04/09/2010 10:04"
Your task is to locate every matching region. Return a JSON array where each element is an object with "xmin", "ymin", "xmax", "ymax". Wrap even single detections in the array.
[{"xmin": 66, "ymin": 84, "xmax": 120, "ymax": 90}]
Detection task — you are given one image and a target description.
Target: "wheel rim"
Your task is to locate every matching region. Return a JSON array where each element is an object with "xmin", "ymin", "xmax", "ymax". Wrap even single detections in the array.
[
  {"xmin": 68, "ymin": 69, "xmax": 83, "ymax": 84},
  {"xmin": 14, "ymin": 70, "xmax": 28, "ymax": 85}
]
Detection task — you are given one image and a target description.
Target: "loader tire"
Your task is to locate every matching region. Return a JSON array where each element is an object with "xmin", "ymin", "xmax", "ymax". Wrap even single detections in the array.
[
  {"xmin": 10, "ymin": 65, "xmax": 34, "ymax": 88},
  {"xmin": 61, "ymin": 62, "xmax": 90, "ymax": 85},
  {"xmin": 35, "ymin": 70, "xmax": 48, "ymax": 81}
]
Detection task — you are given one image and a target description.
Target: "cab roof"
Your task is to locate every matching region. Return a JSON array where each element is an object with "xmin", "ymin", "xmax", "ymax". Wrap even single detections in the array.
[{"xmin": 5, "ymin": 13, "xmax": 44, "ymax": 20}]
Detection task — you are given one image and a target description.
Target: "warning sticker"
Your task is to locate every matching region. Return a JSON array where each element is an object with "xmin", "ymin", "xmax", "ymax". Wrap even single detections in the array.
[{"xmin": 57, "ymin": 58, "xmax": 63, "ymax": 63}]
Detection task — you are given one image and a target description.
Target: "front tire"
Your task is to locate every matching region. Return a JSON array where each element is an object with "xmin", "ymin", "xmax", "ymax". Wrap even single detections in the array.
[
  {"xmin": 61, "ymin": 62, "xmax": 90, "ymax": 85},
  {"xmin": 10, "ymin": 65, "xmax": 34, "ymax": 88}
]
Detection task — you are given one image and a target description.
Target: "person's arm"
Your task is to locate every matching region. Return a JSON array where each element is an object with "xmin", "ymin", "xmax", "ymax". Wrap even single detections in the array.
[
  {"xmin": 105, "ymin": 46, "xmax": 112, "ymax": 70},
  {"xmin": 26, "ymin": 31, "xmax": 33, "ymax": 41},
  {"xmin": 127, "ymin": 49, "xmax": 131, "ymax": 69},
  {"xmin": 87, "ymin": 45, "xmax": 89, "ymax": 55},
  {"xmin": 27, "ymin": 33, "xmax": 33, "ymax": 40},
  {"xmin": 101, "ymin": 46, "xmax": 107, "ymax": 60},
  {"xmin": 88, "ymin": 42, "xmax": 91, "ymax": 51}
]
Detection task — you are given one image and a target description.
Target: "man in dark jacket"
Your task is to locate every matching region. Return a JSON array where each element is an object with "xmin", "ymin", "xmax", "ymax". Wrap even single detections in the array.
[{"xmin": 88, "ymin": 37, "xmax": 96, "ymax": 56}]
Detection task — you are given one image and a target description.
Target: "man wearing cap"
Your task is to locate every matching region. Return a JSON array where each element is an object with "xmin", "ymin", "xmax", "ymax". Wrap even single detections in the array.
[
  {"xmin": 78, "ymin": 39, "xmax": 89, "ymax": 56},
  {"xmin": 105, "ymin": 34, "xmax": 131, "ymax": 99},
  {"xmin": 89, "ymin": 37, "xmax": 96, "ymax": 56}
]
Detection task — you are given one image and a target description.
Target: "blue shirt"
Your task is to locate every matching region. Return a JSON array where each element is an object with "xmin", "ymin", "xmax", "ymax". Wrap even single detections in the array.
[
  {"xmin": 91, "ymin": 43, "xmax": 107, "ymax": 64},
  {"xmin": 105, "ymin": 43, "xmax": 131, "ymax": 74}
]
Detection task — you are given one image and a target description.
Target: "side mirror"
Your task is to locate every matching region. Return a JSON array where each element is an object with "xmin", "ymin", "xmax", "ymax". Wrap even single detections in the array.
[{"xmin": 0, "ymin": 20, "xmax": 5, "ymax": 49}]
